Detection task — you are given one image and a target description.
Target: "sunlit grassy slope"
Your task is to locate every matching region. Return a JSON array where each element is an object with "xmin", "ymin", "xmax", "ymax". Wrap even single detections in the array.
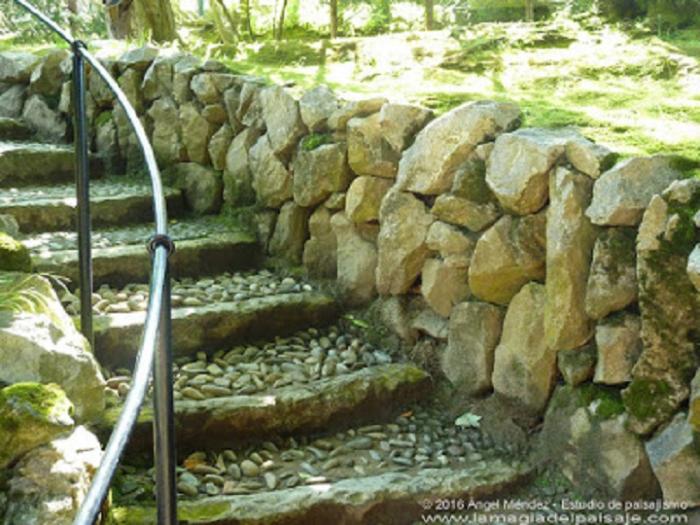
[{"xmin": 227, "ymin": 18, "xmax": 700, "ymax": 174}]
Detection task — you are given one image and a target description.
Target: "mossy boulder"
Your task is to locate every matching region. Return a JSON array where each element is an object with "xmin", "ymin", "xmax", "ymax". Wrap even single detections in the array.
[
  {"xmin": 623, "ymin": 179, "xmax": 700, "ymax": 435},
  {"xmin": 0, "ymin": 382, "xmax": 74, "ymax": 468},
  {"xmin": 0, "ymin": 232, "xmax": 31, "ymax": 272},
  {"xmin": 538, "ymin": 385, "xmax": 660, "ymax": 500}
]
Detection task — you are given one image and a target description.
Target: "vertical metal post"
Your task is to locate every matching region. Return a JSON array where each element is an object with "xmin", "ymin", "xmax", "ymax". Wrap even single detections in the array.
[
  {"xmin": 72, "ymin": 43, "xmax": 94, "ymax": 349},
  {"xmin": 153, "ymin": 259, "xmax": 177, "ymax": 524}
]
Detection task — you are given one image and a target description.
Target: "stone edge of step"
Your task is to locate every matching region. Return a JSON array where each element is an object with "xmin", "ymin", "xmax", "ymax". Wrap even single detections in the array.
[{"xmin": 109, "ymin": 459, "xmax": 532, "ymax": 525}]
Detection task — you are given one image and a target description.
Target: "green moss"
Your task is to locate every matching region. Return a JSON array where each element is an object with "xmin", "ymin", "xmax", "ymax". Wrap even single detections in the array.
[
  {"xmin": 576, "ymin": 384, "xmax": 626, "ymax": 420},
  {"xmin": 622, "ymin": 378, "xmax": 673, "ymax": 423},
  {"xmin": 301, "ymin": 133, "xmax": 332, "ymax": 151},
  {"xmin": 94, "ymin": 110, "xmax": 114, "ymax": 128},
  {"xmin": 0, "ymin": 382, "xmax": 73, "ymax": 422},
  {"xmin": 0, "ymin": 232, "xmax": 32, "ymax": 272}
]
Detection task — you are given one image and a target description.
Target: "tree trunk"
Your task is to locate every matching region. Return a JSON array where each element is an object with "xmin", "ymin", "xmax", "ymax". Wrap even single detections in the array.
[
  {"xmin": 424, "ymin": 0, "xmax": 434, "ymax": 30},
  {"xmin": 138, "ymin": 0, "xmax": 177, "ymax": 42},
  {"xmin": 212, "ymin": 0, "xmax": 239, "ymax": 39},
  {"xmin": 67, "ymin": 0, "xmax": 78, "ymax": 33},
  {"xmin": 276, "ymin": 0, "xmax": 289, "ymax": 40},
  {"xmin": 106, "ymin": 0, "xmax": 135, "ymax": 39},
  {"xmin": 330, "ymin": 0, "xmax": 338, "ymax": 39},
  {"xmin": 525, "ymin": 0, "xmax": 535, "ymax": 21},
  {"xmin": 106, "ymin": 0, "xmax": 176, "ymax": 42},
  {"xmin": 242, "ymin": 0, "xmax": 255, "ymax": 40}
]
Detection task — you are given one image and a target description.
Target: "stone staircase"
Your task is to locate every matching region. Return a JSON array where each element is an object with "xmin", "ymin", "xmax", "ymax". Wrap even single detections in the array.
[{"xmin": 0, "ymin": 119, "xmax": 530, "ymax": 524}]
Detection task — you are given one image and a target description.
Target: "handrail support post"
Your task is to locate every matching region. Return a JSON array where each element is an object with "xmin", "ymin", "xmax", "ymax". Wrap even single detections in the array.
[
  {"xmin": 152, "ymin": 245, "xmax": 177, "ymax": 524},
  {"xmin": 72, "ymin": 41, "xmax": 94, "ymax": 349}
]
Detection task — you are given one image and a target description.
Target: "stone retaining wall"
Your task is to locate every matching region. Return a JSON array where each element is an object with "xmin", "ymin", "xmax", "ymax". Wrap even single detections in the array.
[{"xmin": 2, "ymin": 46, "xmax": 699, "ymax": 503}]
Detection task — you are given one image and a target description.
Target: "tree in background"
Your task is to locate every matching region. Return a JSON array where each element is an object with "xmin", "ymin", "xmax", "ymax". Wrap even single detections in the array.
[
  {"xmin": 525, "ymin": 0, "xmax": 535, "ymax": 20},
  {"xmin": 105, "ymin": 0, "xmax": 177, "ymax": 42},
  {"xmin": 425, "ymin": 0, "xmax": 435, "ymax": 29},
  {"xmin": 330, "ymin": 0, "xmax": 339, "ymax": 38},
  {"xmin": 242, "ymin": 0, "xmax": 256, "ymax": 39}
]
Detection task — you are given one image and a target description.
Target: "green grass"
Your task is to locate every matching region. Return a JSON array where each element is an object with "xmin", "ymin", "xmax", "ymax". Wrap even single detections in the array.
[{"xmin": 220, "ymin": 19, "xmax": 700, "ymax": 177}]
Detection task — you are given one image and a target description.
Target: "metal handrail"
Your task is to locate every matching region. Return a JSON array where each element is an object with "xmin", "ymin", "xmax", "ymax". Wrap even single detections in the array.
[{"xmin": 12, "ymin": 2, "xmax": 178, "ymax": 524}]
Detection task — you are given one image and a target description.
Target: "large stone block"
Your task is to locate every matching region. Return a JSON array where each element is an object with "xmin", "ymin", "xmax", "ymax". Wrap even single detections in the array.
[
  {"xmin": 0, "ymin": 51, "xmax": 40, "ymax": 83},
  {"xmin": 345, "ymin": 176, "xmax": 393, "ymax": 223},
  {"xmin": 300, "ymin": 85, "xmax": 338, "ymax": 132},
  {"xmin": 421, "ymin": 258, "xmax": 469, "ymax": 317},
  {"xmin": 486, "ymin": 128, "xmax": 577, "ymax": 215},
  {"xmin": 0, "ymin": 383, "xmax": 74, "ymax": 469},
  {"xmin": 148, "ymin": 96, "xmax": 186, "ymax": 166},
  {"xmin": 208, "ymin": 123, "xmax": 233, "ymax": 171},
  {"xmin": 179, "ymin": 102, "xmax": 214, "ymax": 165},
  {"xmin": 379, "ymin": 103, "xmax": 433, "ymax": 153},
  {"xmin": 167, "ymin": 163, "xmax": 223, "ymax": 215},
  {"xmin": 492, "ymin": 282, "xmax": 555, "ymax": 414},
  {"xmin": 331, "ymin": 212, "xmax": 378, "ymax": 305},
  {"xmin": 22, "ymin": 95, "xmax": 66, "ymax": 142},
  {"xmin": 442, "ymin": 302, "xmax": 504, "ymax": 395},
  {"xmin": 293, "ymin": 142, "xmax": 351, "ymax": 207},
  {"xmin": 594, "ymin": 314, "xmax": 643, "ymax": 385},
  {"xmin": 3, "ymin": 426, "xmax": 102, "ymax": 525},
  {"xmin": 0, "ymin": 85, "xmax": 26, "ymax": 118},
  {"xmin": 260, "ymin": 86, "xmax": 307, "ymax": 157},
  {"xmin": 623, "ymin": 179, "xmax": 700, "ymax": 435},
  {"xmin": 540, "ymin": 385, "xmax": 660, "ymax": 501},
  {"xmin": 397, "ymin": 101, "xmax": 520, "ymax": 195},
  {"xmin": 269, "ymin": 201, "xmax": 311, "ymax": 264},
  {"xmin": 545, "ymin": 167, "xmax": 597, "ymax": 351},
  {"xmin": 585, "ymin": 227, "xmax": 638, "ymax": 320},
  {"xmin": 586, "ymin": 156, "xmax": 682, "ymax": 226},
  {"xmin": 250, "ymin": 135, "xmax": 293, "ymax": 208},
  {"xmin": 469, "ymin": 212, "xmax": 546, "ymax": 306},
  {"xmin": 348, "ymin": 113, "xmax": 399, "ymax": 178},
  {"xmin": 431, "ymin": 194, "xmax": 501, "ymax": 232},
  {"xmin": 645, "ymin": 413, "xmax": 700, "ymax": 507},
  {"xmin": 328, "ymin": 97, "xmax": 387, "ymax": 131},
  {"xmin": 29, "ymin": 50, "xmax": 70, "ymax": 97},
  {"xmin": 0, "ymin": 275, "xmax": 105, "ymax": 422},
  {"xmin": 223, "ymin": 127, "xmax": 262, "ymax": 206},
  {"xmin": 303, "ymin": 207, "xmax": 337, "ymax": 278},
  {"xmin": 376, "ymin": 190, "xmax": 434, "ymax": 295}
]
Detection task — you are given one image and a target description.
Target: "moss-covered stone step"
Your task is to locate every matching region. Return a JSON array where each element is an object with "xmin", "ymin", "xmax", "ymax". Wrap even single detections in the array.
[
  {"xmin": 24, "ymin": 222, "xmax": 260, "ymax": 286},
  {"xmin": 94, "ymin": 291, "xmax": 340, "ymax": 368},
  {"xmin": 0, "ymin": 118, "xmax": 32, "ymax": 141},
  {"xmin": 0, "ymin": 180, "xmax": 185, "ymax": 233},
  {"xmin": 0, "ymin": 142, "xmax": 102, "ymax": 187},
  {"xmin": 99, "ymin": 363, "xmax": 431, "ymax": 454},
  {"xmin": 110, "ymin": 459, "xmax": 529, "ymax": 525}
]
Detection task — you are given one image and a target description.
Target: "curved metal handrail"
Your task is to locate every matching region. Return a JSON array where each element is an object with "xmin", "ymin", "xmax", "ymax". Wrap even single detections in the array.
[{"xmin": 12, "ymin": 2, "xmax": 177, "ymax": 524}]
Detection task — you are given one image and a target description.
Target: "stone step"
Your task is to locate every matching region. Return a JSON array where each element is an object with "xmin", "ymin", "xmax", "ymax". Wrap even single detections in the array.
[
  {"xmin": 28, "ymin": 217, "xmax": 260, "ymax": 287},
  {"xmin": 109, "ymin": 404, "xmax": 530, "ymax": 525},
  {"xmin": 93, "ymin": 288, "xmax": 340, "ymax": 369},
  {"xmin": 100, "ymin": 363, "xmax": 430, "ymax": 454},
  {"xmin": 0, "ymin": 179, "xmax": 185, "ymax": 233},
  {"xmin": 0, "ymin": 141, "xmax": 102, "ymax": 187},
  {"xmin": 0, "ymin": 118, "xmax": 32, "ymax": 141}
]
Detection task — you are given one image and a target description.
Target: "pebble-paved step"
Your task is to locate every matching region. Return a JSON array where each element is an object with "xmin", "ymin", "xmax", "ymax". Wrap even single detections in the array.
[
  {"xmin": 0, "ymin": 117, "xmax": 32, "ymax": 141},
  {"xmin": 27, "ymin": 217, "xmax": 260, "ymax": 287},
  {"xmin": 0, "ymin": 179, "xmax": 185, "ymax": 233},
  {"xmin": 109, "ymin": 405, "xmax": 530, "ymax": 525},
  {"xmin": 99, "ymin": 363, "xmax": 429, "ymax": 453},
  {"xmin": 93, "ymin": 290, "xmax": 339, "ymax": 368},
  {"xmin": 0, "ymin": 141, "xmax": 103, "ymax": 187}
]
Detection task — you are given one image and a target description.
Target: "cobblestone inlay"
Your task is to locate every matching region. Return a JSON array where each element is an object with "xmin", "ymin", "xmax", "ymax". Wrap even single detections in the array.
[
  {"xmin": 113, "ymin": 404, "xmax": 523, "ymax": 504},
  {"xmin": 63, "ymin": 270, "xmax": 314, "ymax": 315},
  {"xmin": 23, "ymin": 216, "xmax": 231, "ymax": 252},
  {"xmin": 103, "ymin": 322, "xmax": 395, "ymax": 403}
]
